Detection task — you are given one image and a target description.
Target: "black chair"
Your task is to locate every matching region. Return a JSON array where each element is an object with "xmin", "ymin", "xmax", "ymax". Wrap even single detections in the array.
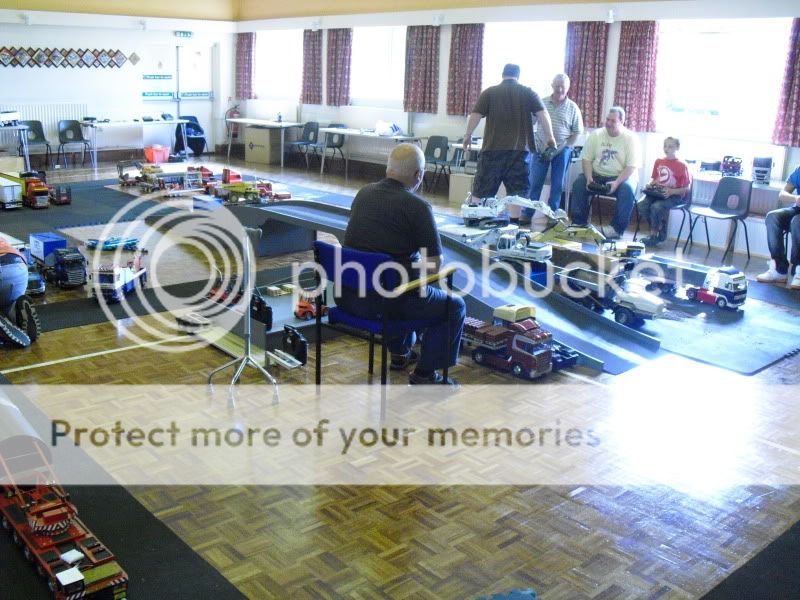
[
  {"xmin": 423, "ymin": 135, "xmax": 450, "ymax": 192},
  {"xmin": 320, "ymin": 123, "xmax": 346, "ymax": 173},
  {"xmin": 288, "ymin": 122, "xmax": 320, "ymax": 169},
  {"xmin": 633, "ymin": 180, "xmax": 694, "ymax": 250},
  {"xmin": 313, "ymin": 241, "xmax": 455, "ymax": 385},
  {"xmin": 174, "ymin": 116, "xmax": 207, "ymax": 156},
  {"xmin": 19, "ymin": 120, "xmax": 52, "ymax": 169},
  {"xmin": 683, "ymin": 176, "xmax": 752, "ymax": 262},
  {"xmin": 56, "ymin": 120, "xmax": 92, "ymax": 168}
]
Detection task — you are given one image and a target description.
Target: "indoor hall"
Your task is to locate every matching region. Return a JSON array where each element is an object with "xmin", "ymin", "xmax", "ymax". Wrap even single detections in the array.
[{"xmin": 1, "ymin": 1, "xmax": 799, "ymax": 599}]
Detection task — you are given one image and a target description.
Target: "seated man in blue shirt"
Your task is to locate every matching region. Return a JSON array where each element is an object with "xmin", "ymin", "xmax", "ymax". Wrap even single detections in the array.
[
  {"xmin": 756, "ymin": 164, "xmax": 800, "ymax": 289},
  {"xmin": 341, "ymin": 144, "xmax": 466, "ymax": 385}
]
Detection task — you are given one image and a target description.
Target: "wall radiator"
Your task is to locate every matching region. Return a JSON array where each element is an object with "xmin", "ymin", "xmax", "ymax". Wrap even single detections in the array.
[{"xmin": 0, "ymin": 102, "xmax": 88, "ymax": 153}]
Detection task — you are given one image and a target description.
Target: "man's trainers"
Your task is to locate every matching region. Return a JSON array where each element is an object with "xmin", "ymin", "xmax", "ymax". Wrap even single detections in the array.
[
  {"xmin": 640, "ymin": 235, "xmax": 662, "ymax": 248},
  {"xmin": 409, "ymin": 370, "xmax": 459, "ymax": 386},
  {"xmin": 791, "ymin": 272, "xmax": 800, "ymax": 290},
  {"xmin": 14, "ymin": 295, "xmax": 41, "ymax": 343},
  {"xmin": 756, "ymin": 260, "xmax": 788, "ymax": 284},
  {"xmin": 390, "ymin": 349, "xmax": 418, "ymax": 371},
  {"xmin": 600, "ymin": 225, "xmax": 620, "ymax": 240}
]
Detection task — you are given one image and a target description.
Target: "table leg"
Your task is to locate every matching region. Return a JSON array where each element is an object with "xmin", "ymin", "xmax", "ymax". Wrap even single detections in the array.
[
  {"xmin": 319, "ymin": 135, "xmax": 328, "ymax": 175},
  {"xmin": 92, "ymin": 127, "xmax": 98, "ymax": 170},
  {"xmin": 20, "ymin": 128, "xmax": 31, "ymax": 172},
  {"xmin": 280, "ymin": 128, "xmax": 285, "ymax": 169},
  {"xmin": 181, "ymin": 123, "xmax": 189, "ymax": 159},
  {"xmin": 227, "ymin": 121, "xmax": 233, "ymax": 163}
]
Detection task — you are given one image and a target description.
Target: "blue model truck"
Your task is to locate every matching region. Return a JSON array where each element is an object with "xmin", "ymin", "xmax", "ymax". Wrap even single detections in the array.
[{"xmin": 91, "ymin": 257, "xmax": 147, "ymax": 302}]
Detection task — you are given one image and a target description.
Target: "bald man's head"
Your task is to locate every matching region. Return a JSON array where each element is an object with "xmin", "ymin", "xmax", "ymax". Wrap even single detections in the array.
[{"xmin": 386, "ymin": 143, "xmax": 425, "ymax": 192}]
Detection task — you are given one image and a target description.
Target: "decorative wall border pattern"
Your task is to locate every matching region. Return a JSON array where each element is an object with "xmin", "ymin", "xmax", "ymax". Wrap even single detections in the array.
[{"xmin": 0, "ymin": 48, "xmax": 128, "ymax": 68}]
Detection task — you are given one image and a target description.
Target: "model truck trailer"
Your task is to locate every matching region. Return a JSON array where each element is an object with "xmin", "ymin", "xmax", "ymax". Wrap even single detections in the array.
[
  {"xmin": 633, "ymin": 256, "xmax": 747, "ymax": 308},
  {"xmin": 461, "ymin": 305, "xmax": 553, "ymax": 379},
  {"xmin": 495, "ymin": 232, "xmax": 553, "ymax": 263},
  {"xmin": 30, "ymin": 234, "xmax": 88, "ymax": 289},
  {"xmin": 557, "ymin": 267, "xmax": 665, "ymax": 328},
  {"xmin": 0, "ymin": 175, "xmax": 22, "ymax": 209}
]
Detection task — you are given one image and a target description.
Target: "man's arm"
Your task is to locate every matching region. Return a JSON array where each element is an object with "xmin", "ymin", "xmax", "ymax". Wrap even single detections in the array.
[
  {"xmin": 608, "ymin": 166, "xmax": 637, "ymax": 194},
  {"xmin": 534, "ymin": 109, "xmax": 556, "ymax": 148},
  {"xmin": 582, "ymin": 159, "xmax": 594, "ymax": 188},
  {"xmin": 778, "ymin": 180, "xmax": 800, "ymax": 206},
  {"xmin": 464, "ymin": 113, "xmax": 483, "ymax": 151}
]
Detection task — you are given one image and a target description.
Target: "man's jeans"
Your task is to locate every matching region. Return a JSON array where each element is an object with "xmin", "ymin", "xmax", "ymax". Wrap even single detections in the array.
[
  {"xmin": 569, "ymin": 173, "xmax": 637, "ymax": 236},
  {"xmin": 0, "ymin": 257, "xmax": 27, "ymax": 318},
  {"xmin": 335, "ymin": 286, "xmax": 466, "ymax": 372},
  {"xmin": 528, "ymin": 146, "xmax": 573, "ymax": 212},
  {"xmin": 766, "ymin": 206, "xmax": 800, "ymax": 275}
]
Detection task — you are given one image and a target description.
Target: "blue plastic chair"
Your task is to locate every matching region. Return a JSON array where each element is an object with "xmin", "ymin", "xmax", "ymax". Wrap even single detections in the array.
[{"xmin": 313, "ymin": 241, "xmax": 455, "ymax": 385}]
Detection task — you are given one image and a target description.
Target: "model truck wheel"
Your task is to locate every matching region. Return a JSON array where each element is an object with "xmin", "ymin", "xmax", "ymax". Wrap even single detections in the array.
[
  {"xmin": 716, "ymin": 297, "xmax": 727, "ymax": 309},
  {"xmin": 511, "ymin": 362, "xmax": 524, "ymax": 378},
  {"xmin": 472, "ymin": 349, "xmax": 485, "ymax": 364},
  {"xmin": 614, "ymin": 307, "xmax": 635, "ymax": 326},
  {"xmin": 686, "ymin": 288, "xmax": 697, "ymax": 300}
]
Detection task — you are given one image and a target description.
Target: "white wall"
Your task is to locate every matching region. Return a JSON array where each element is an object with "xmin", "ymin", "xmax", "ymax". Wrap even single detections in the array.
[{"xmin": 0, "ymin": 11, "xmax": 235, "ymax": 151}]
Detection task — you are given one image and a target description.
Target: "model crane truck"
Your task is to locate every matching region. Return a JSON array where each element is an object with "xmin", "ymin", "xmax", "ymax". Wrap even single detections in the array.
[{"xmin": 461, "ymin": 304, "xmax": 553, "ymax": 379}]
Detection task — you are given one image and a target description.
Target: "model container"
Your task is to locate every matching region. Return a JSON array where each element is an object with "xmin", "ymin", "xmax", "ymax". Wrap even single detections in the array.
[
  {"xmin": 0, "ymin": 176, "xmax": 22, "ymax": 209},
  {"xmin": 29, "ymin": 233, "xmax": 67, "ymax": 263}
]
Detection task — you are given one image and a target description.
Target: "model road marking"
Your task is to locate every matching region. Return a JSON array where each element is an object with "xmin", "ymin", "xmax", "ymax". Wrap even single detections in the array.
[{"xmin": 0, "ymin": 335, "xmax": 187, "ymax": 375}]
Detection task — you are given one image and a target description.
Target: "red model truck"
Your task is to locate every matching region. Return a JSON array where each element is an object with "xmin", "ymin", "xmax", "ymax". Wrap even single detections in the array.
[{"xmin": 461, "ymin": 304, "xmax": 553, "ymax": 380}]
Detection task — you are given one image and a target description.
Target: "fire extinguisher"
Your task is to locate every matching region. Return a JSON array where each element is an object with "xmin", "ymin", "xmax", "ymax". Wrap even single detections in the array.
[{"xmin": 225, "ymin": 104, "xmax": 241, "ymax": 140}]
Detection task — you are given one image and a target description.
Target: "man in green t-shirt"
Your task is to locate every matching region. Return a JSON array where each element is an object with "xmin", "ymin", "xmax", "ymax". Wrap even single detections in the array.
[{"xmin": 569, "ymin": 107, "xmax": 641, "ymax": 239}]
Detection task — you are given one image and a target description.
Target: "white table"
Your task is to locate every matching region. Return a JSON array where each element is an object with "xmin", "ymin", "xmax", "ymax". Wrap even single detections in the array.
[
  {"xmin": 225, "ymin": 118, "xmax": 303, "ymax": 168},
  {"xmin": 0, "ymin": 124, "xmax": 30, "ymax": 172},
  {"xmin": 318, "ymin": 128, "xmax": 420, "ymax": 177},
  {"xmin": 80, "ymin": 120, "xmax": 189, "ymax": 170}
]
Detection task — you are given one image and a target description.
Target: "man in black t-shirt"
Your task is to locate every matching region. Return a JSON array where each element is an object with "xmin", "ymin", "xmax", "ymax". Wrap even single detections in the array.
[
  {"xmin": 464, "ymin": 64, "xmax": 556, "ymax": 202},
  {"xmin": 341, "ymin": 144, "xmax": 465, "ymax": 385}
]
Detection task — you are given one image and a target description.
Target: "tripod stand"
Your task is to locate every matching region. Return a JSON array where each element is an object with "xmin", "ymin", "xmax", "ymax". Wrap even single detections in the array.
[{"xmin": 207, "ymin": 228, "xmax": 278, "ymax": 396}]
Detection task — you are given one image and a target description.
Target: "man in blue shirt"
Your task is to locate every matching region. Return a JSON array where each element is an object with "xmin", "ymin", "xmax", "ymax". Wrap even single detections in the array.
[{"xmin": 756, "ymin": 164, "xmax": 800, "ymax": 289}]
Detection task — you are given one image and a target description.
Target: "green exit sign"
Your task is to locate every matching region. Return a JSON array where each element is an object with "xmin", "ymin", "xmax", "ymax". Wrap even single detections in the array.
[{"xmin": 175, "ymin": 31, "xmax": 193, "ymax": 38}]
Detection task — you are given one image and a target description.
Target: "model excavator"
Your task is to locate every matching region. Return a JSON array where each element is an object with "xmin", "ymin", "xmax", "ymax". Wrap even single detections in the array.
[{"xmin": 460, "ymin": 194, "xmax": 608, "ymax": 247}]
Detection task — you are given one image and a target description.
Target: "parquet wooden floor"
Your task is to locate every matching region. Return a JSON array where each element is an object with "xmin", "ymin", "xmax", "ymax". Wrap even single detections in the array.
[{"xmin": 2, "ymin": 158, "xmax": 799, "ymax": 599}]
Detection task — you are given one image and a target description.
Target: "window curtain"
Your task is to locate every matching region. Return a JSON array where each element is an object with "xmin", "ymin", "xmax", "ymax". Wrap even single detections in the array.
[
  {"xmin": 326, "ymin": 28, "xmax": 352, "ymax": 107},
  {"xmin": 404, "ymin": 26, "xmax": 440, "ymax": 114},
  {"xmin": 773, "ymin": 18, "xmax": 800, "ymax": 146},
  {"xmin": 235, "ymin": 32, "xmax": 256, "ymax": 100},
  {"xmin": 614, "ymin": 21, "xmax": 659, "ymax": 132},
  {"xmin": 564, "ymin": 22, "xmax": 609, "ymax": 128},
  {"xmin": 447, "ymin": 24, "xmax": 484, "ymax": 116},
  {"xmin": 301, "ymin": 30, "xmax": 323, "ymax": 105}
]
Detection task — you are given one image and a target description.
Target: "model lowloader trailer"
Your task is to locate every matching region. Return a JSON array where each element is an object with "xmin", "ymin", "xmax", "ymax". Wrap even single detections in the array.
[
  {"xmin": 633, "ymin": 256, "xmax": 747, "ymax": 307},
  {"xmin": 556, "ymin": 267, "xmax": 665, "ymax": 328},
  {"xmin": 461, "ymin": 305, "xmax": 553, "ymax": 379}
]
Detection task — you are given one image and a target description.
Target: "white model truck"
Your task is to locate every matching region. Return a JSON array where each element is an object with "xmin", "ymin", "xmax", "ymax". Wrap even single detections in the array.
[
  {"xmin": 91, "ymin": 256, "xmax": 147, "ymax": 303},
  {"xmin": 685, "ymin": 267, "xmax": 747, "ymax": 309},
  {"xmin": 557, "ymin": 267, "xmax": 665, "ymax": 328},
  {"xmin": 495, "ymin": 232, "xmax": 553, "ymax": 263}
]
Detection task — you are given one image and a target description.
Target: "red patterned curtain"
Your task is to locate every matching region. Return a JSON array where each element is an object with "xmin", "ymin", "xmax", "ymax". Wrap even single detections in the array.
[
  {"xmin": 565, "ymin": 22, "xmax": 609, "ymax": 128},
  {"xmin": 301, "ymin": 30, "xmax": 322, "ymax": 105},
  {"xmin": 447, "ymin": 24, "xmax": 483, "ymax": 116},
  {"xmin": 773, "ymin": 18, "xmax": 800, "ymax": 146},
  {"xmin": 326, "ymin": 28, "xmax": 352, "ymax": 107},
  {"xmin": 404, "ymin": 26, "xmax": 440, "ymax": 114},
  {"xmin": 614, "ymin": 21, "xmax": 659, "ymax": 132},
  {"xmin": 235, "ymin": 32, "xmax": 256, "ymax": 100}
]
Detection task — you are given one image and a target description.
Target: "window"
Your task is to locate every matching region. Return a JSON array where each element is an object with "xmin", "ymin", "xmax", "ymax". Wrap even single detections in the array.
[
  {"xmin": 254, "ymin": 30, "xmax": 303, "ymax": 100},
  {"xmin": 655, "ymin": 19, "xmax": 792, "ymax": 142},
  {"xmin": 350, "ymin": 26, "xmax": 406, "ymax": 107},
  {"xmin": 482, "ymin": 22, "xmax": 568, "ymax": 99}
]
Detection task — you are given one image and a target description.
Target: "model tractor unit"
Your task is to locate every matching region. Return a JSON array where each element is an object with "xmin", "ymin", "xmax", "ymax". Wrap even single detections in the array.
[
  {"xmin": 91, "ymin": 257, "xmax": 147, "ymax": 303},
  {"xmin": 558, "ymin": 267, "xmax": 665, "ymax": 328},
  {"xmin": 686, "ymin": 267, "xmax": 747, "ymax": 309},
  {"xmin": 45, "ymin": 248, "xmax": 88, "ymax": 289},
  {"xmin": 461, "ymin": 305, "xmax": 553, "ymax": 379}
]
